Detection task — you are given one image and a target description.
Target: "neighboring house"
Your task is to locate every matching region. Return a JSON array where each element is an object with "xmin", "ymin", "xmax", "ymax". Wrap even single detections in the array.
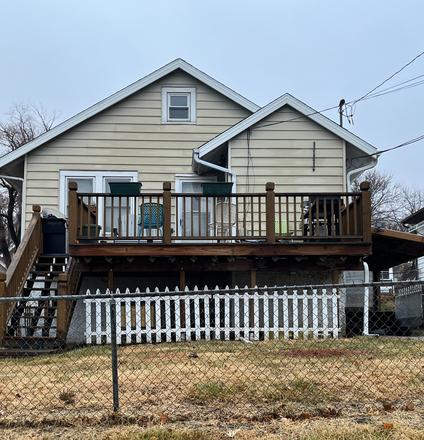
[
  {"xmin": 393, "ymin": 209, "xmax": 424, "ymax": 328},
  {"xmin": 402, "ymin": 208, "xmax": 424, "ymax": 280},
  {"xmin": 0, "ymin": 59, "xmax": 423, "ymax": 349}
]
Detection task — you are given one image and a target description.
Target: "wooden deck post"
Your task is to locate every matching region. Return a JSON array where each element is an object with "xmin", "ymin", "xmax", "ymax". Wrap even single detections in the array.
[
  {"xmin": 56, "ymin": 273, "xmax": 68, "ymax": 343},
  {"xmin": 33, "ymin": 205, "xmax": 43, "ymax": 254},
  {"xmin": 0, "ymin": 273, "xmax": 7, "ymax": 343},
  {"xmin": 266, "ymin": 182, "xmax": 275, "ymax": 244},
  {"xmin": 360, "ymin": 182, "xmax": 372, "ymax": 242},
  {"xmin": 68, "ymin": 182, "xmax": 78, "ymax": 245},
  {"xmin": 163, "ymin": 181, "xmax": 172, "ymax": 245}
]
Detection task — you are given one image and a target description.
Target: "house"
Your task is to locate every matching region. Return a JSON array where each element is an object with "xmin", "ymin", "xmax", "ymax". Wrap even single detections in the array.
[
  {"xmin": 390, "ymin": 209, "xmax": 424, "ymax": 329},
  {"xmin": 402, "ymin": 208, "xmax": 424, "ymax": 280},
  {"xmin": 0, "ymin": 58, "xmax": 421, "ymax": 350}
]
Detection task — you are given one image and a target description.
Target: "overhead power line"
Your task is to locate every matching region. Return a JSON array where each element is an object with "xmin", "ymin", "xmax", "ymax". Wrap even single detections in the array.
[
  {"xmin": 347, "ymin": 134, "xmax": 424, "ymax": 167},
  {"xmin": 376, "ymin": 134, "xmax": 424, "ymax": 155},
  {"xmin": 351, "ymin": 51, "xmax": 424, "ymax": 106},
  {"xmin": 254, "ymin": 73, "xmax": 424, "ymax": 130},
  {"xmin": 254, "ymin": 50, "xmax": 424, "ymax": 130}
]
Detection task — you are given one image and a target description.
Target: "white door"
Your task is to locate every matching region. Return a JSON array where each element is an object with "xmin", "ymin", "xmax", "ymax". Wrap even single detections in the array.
[
  {"xmin": 177, "ymin": 179, "xmax": 215, "ymax": 239},
  {"xmin": 60, "ymin": 171, "xmax": 138, "ymax": 236}
]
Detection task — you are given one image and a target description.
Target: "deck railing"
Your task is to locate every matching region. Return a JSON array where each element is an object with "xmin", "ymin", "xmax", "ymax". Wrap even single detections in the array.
[{"xmin": 68, "ymin": 181, "xmax": 371, "ymax": 245}]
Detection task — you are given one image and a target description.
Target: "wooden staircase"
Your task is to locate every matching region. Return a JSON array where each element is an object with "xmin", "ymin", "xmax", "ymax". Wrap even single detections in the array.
[{"xmin": 1, "ymin": 255, "xmax": 68, "ymax": 356}]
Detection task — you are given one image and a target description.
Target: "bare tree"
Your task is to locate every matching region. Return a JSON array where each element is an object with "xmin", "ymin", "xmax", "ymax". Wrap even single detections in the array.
[
  {"xmin": 0, "ymin": 103, "xmax": 60, "ymax": 268},
  {"xmin": 353, "ymin": 168, "xmax": 424, "ymax": 231}
]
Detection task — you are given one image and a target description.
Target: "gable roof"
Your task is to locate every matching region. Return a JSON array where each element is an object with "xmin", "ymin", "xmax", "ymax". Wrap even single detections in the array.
[
  {"xmin": 0, "ymin": 58, "xmax": 260, "ymax": 170},
  {"xmin": 402, "ymin": 207, "xmax": 424, "ymax": 226},
  {"xmin": 196, "ymin": 93, "xmax": 377, "ymax": 159}
]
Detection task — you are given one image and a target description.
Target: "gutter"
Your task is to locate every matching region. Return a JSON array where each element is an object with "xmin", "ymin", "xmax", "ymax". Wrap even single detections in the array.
[
  {"xmin": 0, "ymin": 175, "xmax": 24, "ymax": 183},
  {"xmin": 193, "ymin": 149, "xmax": 236, "ymax": 190}
]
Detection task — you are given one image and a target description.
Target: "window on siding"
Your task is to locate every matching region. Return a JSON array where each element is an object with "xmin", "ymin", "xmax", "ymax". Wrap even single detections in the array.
[
  {"xmin": 59, "ymin": 171, "xmax": 138, "ymax": 236},
  {"xmin": 162, "ymin": 87, "xmax": 196, "ymax": 123}
]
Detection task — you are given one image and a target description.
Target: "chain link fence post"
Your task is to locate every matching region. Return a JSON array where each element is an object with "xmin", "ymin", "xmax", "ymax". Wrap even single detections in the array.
[{"xmin": 110, "ymin": 298, "xmax": 119, "ymax": 412}]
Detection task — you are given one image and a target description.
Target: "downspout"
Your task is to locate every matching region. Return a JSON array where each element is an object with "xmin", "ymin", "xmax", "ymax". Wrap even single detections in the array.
[
  {"xmin": 346, "ymin": 159, "xmax": 378, "ymax": 193},
  {"xmin": 193, "ymin": 149, "xmax": 236, "ymax": 190},
  {"xmin": 363, "ymin": 261, "xmax": 370, "ymax": 335}
]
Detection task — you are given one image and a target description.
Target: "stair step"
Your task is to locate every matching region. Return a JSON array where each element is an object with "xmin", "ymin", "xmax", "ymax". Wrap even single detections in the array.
[
  {"xmin": 10, "ymin": 325, "xmax": 57, "ymax": 329},
  {"xmin": 13, "ymin": 306, "xmax": 56, "ymax": 310},
  {"xmin": 40, "ymin": 257, "xmax": 68, "ymax": 260},
  {"xmin": 23, "ymin": 288, "xmax": 58, "ymax": 292},
  {"xmin": 29, "ymin": 272, "xmax": 62, "ymax": 277},
  {"xmin": 2, "ymin": 254, "xmax": 70, "ymax": 351}
]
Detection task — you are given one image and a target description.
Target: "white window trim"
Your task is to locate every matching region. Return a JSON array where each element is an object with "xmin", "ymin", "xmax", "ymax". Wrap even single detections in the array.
[
  {"xmin": 59, "ymin": 170, "xmax": 138, "ymax": 216},
  {"xmin": 175, "ymin": 174, "xmax": 216, "ymax": 193},
  {"xmin": 162, "ymin": 87, "xmax": 196, "ymax": 124}
]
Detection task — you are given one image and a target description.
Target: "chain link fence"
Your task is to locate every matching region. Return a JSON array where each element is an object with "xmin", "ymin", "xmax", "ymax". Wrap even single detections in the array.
[{"xmin": 0, "ymin": 281, "xmax": 423, "ymax": 425}]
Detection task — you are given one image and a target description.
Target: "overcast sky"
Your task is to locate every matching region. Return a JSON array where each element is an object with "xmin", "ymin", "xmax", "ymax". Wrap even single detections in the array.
[{"xmin": 1, "ymin": 0, "xmax": 423, "ymax": 188}]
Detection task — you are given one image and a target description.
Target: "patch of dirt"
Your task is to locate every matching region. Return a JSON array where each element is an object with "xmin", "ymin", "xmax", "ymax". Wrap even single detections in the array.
[
  {"xmin": 287, "ymin": 349, "xmax": 363, "ymax": 358},
  {"xmin": 144, "ymin": 352, "xmax": 192, "ymax": 360}
]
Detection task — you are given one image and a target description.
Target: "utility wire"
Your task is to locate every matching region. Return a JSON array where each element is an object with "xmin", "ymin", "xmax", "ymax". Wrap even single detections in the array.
[
  {"xmin": 254, "ymin": 72, "xmax": 424, "ymax": 130},
  {"xmin": 347, "ymin": 134, "xmax": 424, "ymax": 166},
  {"xmin": 375, "ymin": 134, "xmax": 424, "ymax": 155},
  {"xmin": 351, "ymin": 51, "xmax": 424, "ymax": 106},
  {"xmin": 361, "ymin": 74, "xmax": 424, "ymax": 100},
  {"xmin": 254, "ymin": 52, "xmax": 424, "ymax": 130}
]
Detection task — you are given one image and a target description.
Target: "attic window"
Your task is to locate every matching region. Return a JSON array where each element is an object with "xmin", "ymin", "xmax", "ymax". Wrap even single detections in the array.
[{"xmin": 162, "ymin": 87, "xmax": 196, "ymax": 123}]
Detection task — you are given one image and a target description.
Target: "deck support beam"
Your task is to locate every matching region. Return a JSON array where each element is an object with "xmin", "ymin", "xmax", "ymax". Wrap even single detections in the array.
[
  {"xmin": 180, "ymin": 270, "xmax": 185, "ymax": 291},
  {"xmin": 108, "ymin": 269, "xmax": 114, "ymax": 292}
]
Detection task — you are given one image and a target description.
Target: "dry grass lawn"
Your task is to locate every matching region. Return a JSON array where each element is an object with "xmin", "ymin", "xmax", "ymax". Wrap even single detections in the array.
[{"xmin": 0, "ymin": 336, "xmax": 423, "ymax": 439}]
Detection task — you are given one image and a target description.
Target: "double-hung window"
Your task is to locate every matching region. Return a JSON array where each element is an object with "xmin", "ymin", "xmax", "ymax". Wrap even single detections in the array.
[{"xmin": 162, "ymin": 87, "xmax": 196, "ymax": 123}]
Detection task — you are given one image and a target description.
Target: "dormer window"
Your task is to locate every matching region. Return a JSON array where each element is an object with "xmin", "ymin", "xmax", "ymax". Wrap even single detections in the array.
[{"xmin": 162, "ymin": 87, "xmax": 196, "ymax": 123}]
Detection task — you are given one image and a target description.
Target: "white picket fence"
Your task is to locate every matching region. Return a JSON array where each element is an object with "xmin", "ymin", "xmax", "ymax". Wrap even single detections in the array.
[{"xmin": 84, "ymin": 286, "xmax": 340, "ymax": 345}]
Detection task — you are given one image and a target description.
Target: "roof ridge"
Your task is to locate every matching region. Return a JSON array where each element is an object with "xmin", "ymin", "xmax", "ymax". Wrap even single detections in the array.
[{"xmin": 0, "ymin": 59, "xmax": 259, "ymax": 169}]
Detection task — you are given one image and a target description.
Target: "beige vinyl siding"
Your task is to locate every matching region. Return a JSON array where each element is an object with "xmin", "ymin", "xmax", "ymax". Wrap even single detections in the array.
[
  {"xmin": 24, "ymin": 69, "xmax": 252, "ymax": 223},
  {"xmin": 230, "ymin": 106, "xmax": 345, "ymax": 194}
]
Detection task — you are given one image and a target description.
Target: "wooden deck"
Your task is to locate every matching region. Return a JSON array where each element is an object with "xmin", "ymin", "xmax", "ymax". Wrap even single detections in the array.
[{"xmin": 66, "ymin": 180, "xmax": 372, "ymax": 274}]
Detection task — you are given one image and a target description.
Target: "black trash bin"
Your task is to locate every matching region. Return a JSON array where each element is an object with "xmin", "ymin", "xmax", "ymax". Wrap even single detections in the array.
[{"xmin": 42, "ymin": 217, "xmax": 67, "ymax": 254}]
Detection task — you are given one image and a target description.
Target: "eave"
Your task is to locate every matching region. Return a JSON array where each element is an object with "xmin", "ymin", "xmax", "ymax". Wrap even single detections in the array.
[{"xmin": 195, "ymin": 93, "xmax": 377, "ymax": 162}]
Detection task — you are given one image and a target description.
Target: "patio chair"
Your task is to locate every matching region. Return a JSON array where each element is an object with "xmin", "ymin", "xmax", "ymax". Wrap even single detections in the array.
[
  {"xmin": 138, "ymin": 203, "xmax": 164, "ymax": 236},
  {"xmin": 210, "ymin": 201, "xmax": 237, "ymax": 237},
  {"xmin": 275, "ymin": 220, "xmax": 292, "ymax": 241}
]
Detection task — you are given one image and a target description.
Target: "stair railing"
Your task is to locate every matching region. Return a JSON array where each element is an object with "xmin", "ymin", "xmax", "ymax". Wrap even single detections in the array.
[
  {"xmin": 0, "ymin": 205, "xmax": 43, "ymax": 343},
  {"xmin": 56, "ymin": 257, "xmax": 81, "ymax": 344}
]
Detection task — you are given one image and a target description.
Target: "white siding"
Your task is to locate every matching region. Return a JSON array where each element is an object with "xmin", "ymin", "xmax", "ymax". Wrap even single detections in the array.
[
  {"xmin": 230, "ymin": 106, "xmax": 345, "ymax": 193},
  {"xmin": 24, "ymin": 70, "xmax": 252, "ymax": 223}
]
